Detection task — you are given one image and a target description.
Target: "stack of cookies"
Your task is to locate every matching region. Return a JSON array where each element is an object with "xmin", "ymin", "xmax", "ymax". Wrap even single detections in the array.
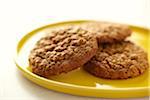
[{"xmin": 29, "ymin": 21, "xmax": 149, "ymax": 79}]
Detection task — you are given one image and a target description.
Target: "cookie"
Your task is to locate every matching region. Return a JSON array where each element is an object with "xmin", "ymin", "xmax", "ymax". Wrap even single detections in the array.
[
  {"xmin": 81, "ymin": 21, "xmax": 132, "ymax": 43},
  {"xmin": 29, "ymin": 26, "xmax": 98, "ymax": 78},
  {"xmin": 84, "ymin": 41, "xmax": 149, "ymax": 79}
]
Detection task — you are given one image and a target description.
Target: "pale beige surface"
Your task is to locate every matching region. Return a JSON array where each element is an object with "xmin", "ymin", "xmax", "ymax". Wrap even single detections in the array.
[{"xmin": 0, "ymin": 0, "xmax": 149, "ymax": 100}]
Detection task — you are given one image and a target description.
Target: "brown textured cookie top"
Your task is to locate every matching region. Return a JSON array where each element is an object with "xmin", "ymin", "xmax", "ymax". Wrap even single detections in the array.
[
  {"xmin": 84, "ymin": 41, "xmax": 149, "ymax": 79},
  {"xmin": 29, "ymin": 26, "xmax": 98, "ymax": 78},
  {"xmin": 81, "ymin": 22, "xmax": 132, "ymax": 43}
]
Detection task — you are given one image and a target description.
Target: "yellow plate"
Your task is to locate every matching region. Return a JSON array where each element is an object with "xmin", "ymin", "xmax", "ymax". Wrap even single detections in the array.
[{"xmin": 15, "ymin": 20, "xmax": 150, "ymax": 98}]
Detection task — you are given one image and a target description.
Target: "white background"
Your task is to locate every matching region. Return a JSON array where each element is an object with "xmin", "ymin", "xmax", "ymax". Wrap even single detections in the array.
[{"xmin": 0, "ymin": 0, "xmax": 149, "ymax": 100}]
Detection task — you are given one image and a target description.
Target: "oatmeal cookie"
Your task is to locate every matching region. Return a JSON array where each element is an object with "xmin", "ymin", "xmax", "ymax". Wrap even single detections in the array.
[
  {"xmin": 84, "ymin": 41, "xmax": 149, "ymax": 79},
  {"xmin": 29, "ymin": 26, "xmax": 98, "ymax": 78},
  {"xmin": 81, "ymin": 21, "xmax": 132, "ymax": 43}
]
